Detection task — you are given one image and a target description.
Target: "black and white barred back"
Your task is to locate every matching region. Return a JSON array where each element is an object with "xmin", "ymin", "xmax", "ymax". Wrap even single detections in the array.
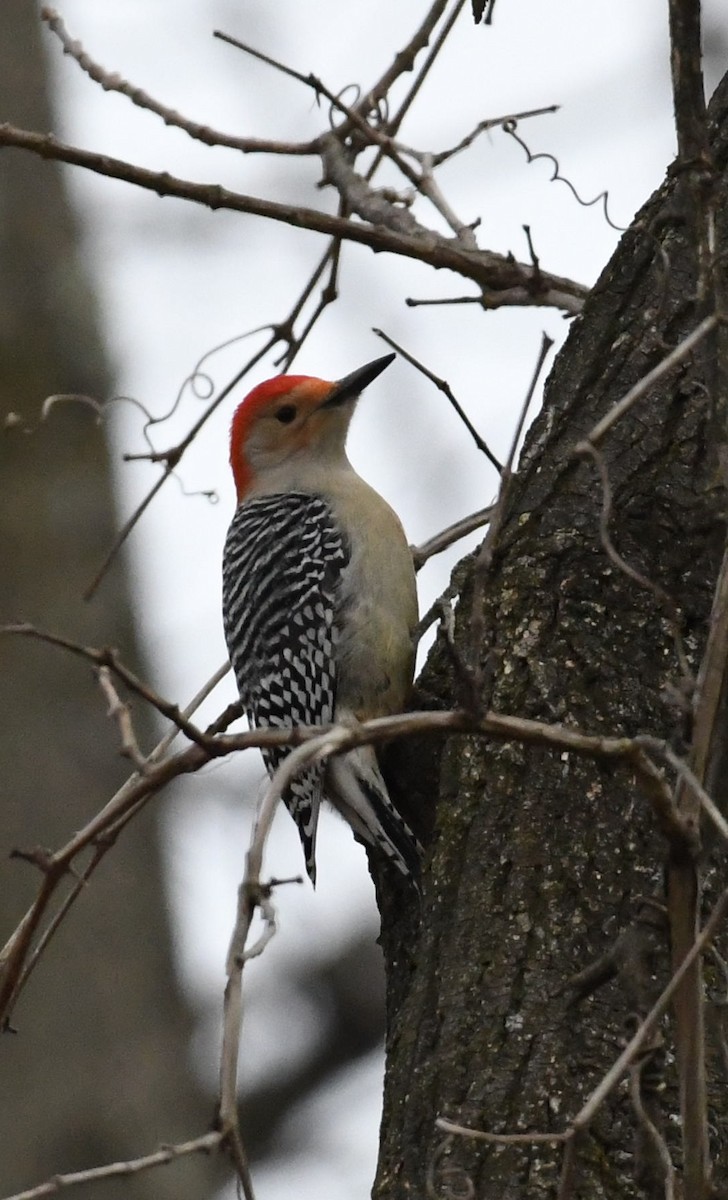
[{"xmin": 222, "ymin": 492, "xmax": 349, "ymax": 881}]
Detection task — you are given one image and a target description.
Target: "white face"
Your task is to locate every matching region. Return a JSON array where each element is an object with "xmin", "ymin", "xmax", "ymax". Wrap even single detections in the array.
[{"xmin": 243, "ymin": 392, "xmax": 357, "ymax": 479}]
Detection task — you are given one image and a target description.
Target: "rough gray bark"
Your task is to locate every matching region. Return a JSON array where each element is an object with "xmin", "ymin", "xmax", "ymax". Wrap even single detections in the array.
[
  {"xmin": 0, "ymin": 6, "xmax": 213, "ymax": 1198},
  {"xmin": 375, "ymin": 67, "xmax": 728, "ymax": 1200}
]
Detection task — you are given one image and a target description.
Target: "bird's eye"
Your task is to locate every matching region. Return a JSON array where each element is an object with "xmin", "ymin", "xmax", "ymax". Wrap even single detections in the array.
[{"xmin": 275, "ymin": 404, "xmax": 297, "ymax": 424}]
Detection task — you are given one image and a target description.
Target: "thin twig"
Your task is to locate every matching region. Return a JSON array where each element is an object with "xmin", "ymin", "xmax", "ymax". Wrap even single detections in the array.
[
  {"xmin": 571, "ymin": 885, "xmax": 728, "ymax": 1133},
  {"xmin": 279, "ymin": 229, "xmax": 345, "ymax": 370},
  {"xmin": 1, "ymin": 624, "xmax": 214, "ymax": 749},
  {"xmin": 41, "ymin": 8, "xmax": 314, "ymax": 156},
  {"xmin": 435, "ymin": 1118, "xmax": 567, "ymax": 1146},
  {"xmin": 217, "ymin": 737, "xmax": 340, "ymax": 1196},
  {"xmin": 355, "ymin": 0, "xmax": 454, "ymax": 134},
  {"xmin": 642, "ymin": 738, "xmax": 728, "ymax": 845},
  {"xmin": 575, "ymin": 443, "xmax": 693, "ymax": 689},
  {"xmin": 416, "ymin": 150, "xmax": 479, "ymax": 245},
  {"xmin": 0, "ymin": 662, "xmax": 231, "ymax": 1023},
  {"xmin": 83, "ymin": 333, "xmax": 276, "ymax": 599},
  {"xmin": 412, "ymin": 505, "xmax": 493, "ymax": 571},
  {"xmin": 430, "ymin": 104, "xmax": 559, "ymax": 167},
  {"xmin": 574, "ymin": 315, "xmax": 718, "ymax": 451},
  {"xmin": 469, "ymin": 332, "xmax": 553, "ymax": 698},
  {"xmin": 368, "ymin": 0, "xmax": 467, "ymax": 190},
  {"xmin": 373, "ymin": 328, "xmax": 503, "ymax": 471},
  {"xmin": 96, "ymin": 667, "xmax": 147, "ymax": 769},
  {"xmin": 9, "ymin": 846, "xmax": 104, "ymax": 1004},
  {"xmin": 213, "ymin": 30, "xmax": 421, "ymax": 192},
  {"xmin": 0, "ymin": 1132, "xmax": 223, "ymax": 1200},
  {"xmin": 628, "ymin": 1065, "xmax": 676, "ymax": 1200}
]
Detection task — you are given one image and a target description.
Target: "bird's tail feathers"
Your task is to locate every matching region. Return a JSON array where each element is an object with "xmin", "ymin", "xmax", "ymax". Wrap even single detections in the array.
[
  {"xmin": 262, "ymin": 745, "xmax": 322, "ymax": 886},
  {"xmin": 327, "ymin": 745, "xmax": 421, "ymax": 879}
]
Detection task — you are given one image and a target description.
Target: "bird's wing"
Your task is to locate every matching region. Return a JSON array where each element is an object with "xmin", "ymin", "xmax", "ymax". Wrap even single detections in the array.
[{"xmin": 222, "ymin": 492, "xmax": 349, "ymax": 882}]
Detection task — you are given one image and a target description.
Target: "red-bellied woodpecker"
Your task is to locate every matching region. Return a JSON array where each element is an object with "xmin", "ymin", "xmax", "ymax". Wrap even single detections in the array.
[{"xmin": 222, "ymin": 352, "xmax": 420, "ymax": 885}]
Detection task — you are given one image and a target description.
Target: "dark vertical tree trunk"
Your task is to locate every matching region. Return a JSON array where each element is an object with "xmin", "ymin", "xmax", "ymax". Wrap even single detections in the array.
[
  {"xmin": 375, "ymin": 67, "xmax": 728, "ymax": 1200},
  {"xmin": 0, "ymin": 6, "xmax": 214, "ymax": 1197}
]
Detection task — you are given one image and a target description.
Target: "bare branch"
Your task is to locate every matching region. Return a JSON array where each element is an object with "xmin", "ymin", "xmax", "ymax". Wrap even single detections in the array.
[
  {"xmin": 0, "ymin": 662, "xmax": 232, "ymax": 1023},
  {"xmin": 0, "ymin": 1133, "xmax": 223, "ymax": 1200},
  {"xmin": 436, "ymin": 1118, "xmax": 567, "ymax": 1145},
  {"xmin": 373, "ymin": 328, "xmax": 503, "ymax": 470},
  {"xmin": 643, "ymin": 739, "xmax": 728, "ymax": 845},
  {"xmin": 411, "ymin": 505, "xmax": 493, "ymax": 571},
  {"xmin": 0, "ymin": 1132, "xmax": 221, "ymax": 1200},
  {"xmin": 411, "ymin": 150, "xmax": 479, "ymax": 245},
  {"xmin": 1, "ymin": 623, "xmax": 214, "ymax": 749},
  {"xmin": 628, "ymin": 1064, "xmax": 676, "ymax": 1200},
  {"xmin": 668, "ymin": 0, "xmax": 710, "ymax": 174},
  {"xmin": 277, "ymin": 232, "xmax": 344, "ymax": 370},
  {"xmin": 96, "ymin": 667, "xmax": 147, "ymax": 770},
  {"xmin": 0, "ymin": 124, "xmax": 587, "ymax": 316},
  {"xmin": 575, "ymin": 315, "xmax": 719, "ymax": 451},
  {"xmin": 575, "ymin": 443, "xmax": 693, "ymax": 689},
  {"xmin": 469, "ymin": 332, "xmax": 554, "ymax": 698},
  {"xmin": 354, "ymin": 0, "xmax": 455, "ymax": 129},
  {"xmin": 216, "ymin": 736, "xmax": 342, "ymax": 1197},
  {"xmin": 10, "ymin": 847, "xmax": 105, "ymax": 1007},
  {"xmin": 213, "ymin": 31, "xmax": 418, "ymax": 190},
  {"xmin": 216, "ymin": 14, "xmax": 484, "ymax": 245},
  {"xmin": 0, "ymin": 692, "xmax": 687, "ymax": 1027},
  {"xmin": 41, "ymin": 8, "xmax": 315, "ymax": 156},
  {"xmin": 569, "ymin": 885, "xmax": 728, "ymax": 1132},
  {"xmin": 83, "ymin": 332, "xmax": 276, "ymax": 598},
  {"xmin": 430, "ymin": 105, "xmax": 559, "ymax": 168}
]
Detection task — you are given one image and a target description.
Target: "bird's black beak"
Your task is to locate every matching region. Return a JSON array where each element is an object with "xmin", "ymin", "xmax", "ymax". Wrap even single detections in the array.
[{"xmin": 323, "ymin": 353, "xmax": 396, "ymax": 408}]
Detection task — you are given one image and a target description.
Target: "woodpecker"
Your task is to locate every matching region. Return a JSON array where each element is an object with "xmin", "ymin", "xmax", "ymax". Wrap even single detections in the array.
[{"xmin": 222, "ymin": 352, "xmax": 420, "ymax": 885}]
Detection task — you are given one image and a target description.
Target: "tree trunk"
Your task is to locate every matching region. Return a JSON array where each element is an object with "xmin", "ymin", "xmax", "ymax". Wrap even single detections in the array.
[
  {"xmin": 0, "ymin": 6, "xmax": 213, "ymax": 1197},
  {"xmin": 375, "ymin": 67, "xmax": 728, "ymax": 1200}
]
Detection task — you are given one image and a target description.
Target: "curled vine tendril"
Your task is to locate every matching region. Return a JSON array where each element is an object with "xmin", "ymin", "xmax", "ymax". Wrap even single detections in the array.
[{"xmin": 503, "ymin": 118, "xmax": 627, "ymax": 233}]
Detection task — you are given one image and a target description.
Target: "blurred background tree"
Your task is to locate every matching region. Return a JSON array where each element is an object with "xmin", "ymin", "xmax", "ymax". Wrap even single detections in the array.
[{"xmin": 0, "ymin": 4, "xmax": 212, "ymax": 1197}]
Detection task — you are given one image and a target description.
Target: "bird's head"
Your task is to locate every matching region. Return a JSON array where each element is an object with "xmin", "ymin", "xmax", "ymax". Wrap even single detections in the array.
[{"xmin": 229, "ymin": 353, "xmax": 395, "ymax": 500}]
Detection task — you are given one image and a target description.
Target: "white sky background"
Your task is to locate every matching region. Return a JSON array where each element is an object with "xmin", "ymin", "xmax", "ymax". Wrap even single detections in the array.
[{"xmin": 47, "ymin": 2, "xmax": 727, "ymax": 1196}]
